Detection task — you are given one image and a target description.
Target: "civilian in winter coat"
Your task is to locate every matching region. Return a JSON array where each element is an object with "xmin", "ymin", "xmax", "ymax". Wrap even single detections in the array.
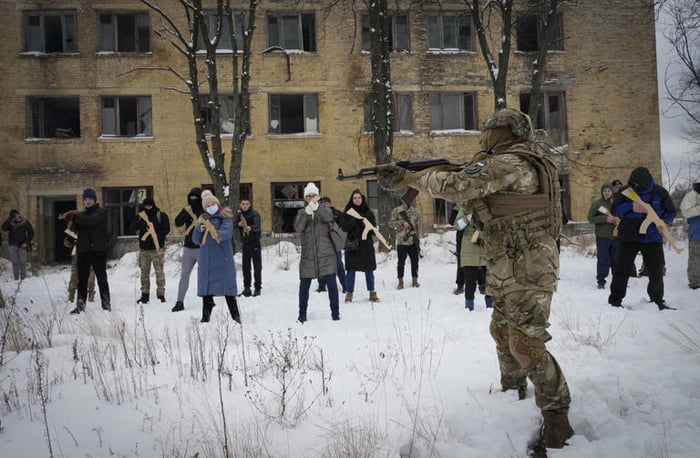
[
  {"xmin": 191, "ymin": 193, "xmax": 240, "ymax": 323},
  {"xmin": 65, "ymin": 188, "xmax": 111, "ymax": 313},
  {"xmin": 341, "ymin": 189, "xmax": 380, "ymax": 303},
  {"xmin": 316, "ymin": 196, "xmax": 347, "ymax": 294},
  {"xmin": 449, "ymin": 206, "xmax": 465, "ymax": 294},
  {"xmin": 609, "ymin": 167, "xmax": 676, "ymax": 310},
  {"xmin": 455, "ymin": 209, "xmax": 493, "ymax": 311},
  {"xmin": 2, "ymin": 209, "xmax": 34, "ymax": 280},
  {"xmin": 680, "ymin": 182, "xmax": 700, "ymax": 289},
  {"xmin": 172, "ymin": 187, "xmax": 203, "ymax": 312},
  {"xmin": 587, "ymin": 183, "xmax": 619, "ymax": 289},
  {"xmin": 130, "ymin": 197, "xmax": 170, "ymax": 304},
  {"xmin": 295, "ymin": 183, "xmax": 339, "ymax": 322},
  {"xmin": 390, "ymin": 201, "xmax": 422, "ymax": 289},
  {"xmin": 235, "ymin": 199, "xmax": 263, "ymax": 297}
]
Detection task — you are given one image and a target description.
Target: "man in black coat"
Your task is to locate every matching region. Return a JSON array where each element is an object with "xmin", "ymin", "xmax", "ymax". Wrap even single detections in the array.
[
  {"xmin": 2, "ymin": 209, "xmax": 34, "ymax": 280},
  {"xmin": 235, "ymin": 199, "xmax": 262, "ymax": 296},
  {"xmin": 64, "ymin": 188, "xmax": 111, "ymax": 313},
  {"xmin": 130, "ymin": 197, "xmax": 170, "ymax": 304}
]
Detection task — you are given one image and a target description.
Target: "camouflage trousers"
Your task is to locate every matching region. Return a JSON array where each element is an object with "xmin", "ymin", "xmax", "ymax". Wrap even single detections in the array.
[
  {"xmin": 69, "ymin": 255, "xmax": 95, "ymax": 301},
  {"xmin": 139, "ymin": 249, "xmax": 165, "ymax": 296},
  {"xmin": 688, "ymin": 240, "xmax": 700, "ymax": 289},
  {"xmin": 489, "ymin": 289, "xmax": 571, "ymax": 413}
]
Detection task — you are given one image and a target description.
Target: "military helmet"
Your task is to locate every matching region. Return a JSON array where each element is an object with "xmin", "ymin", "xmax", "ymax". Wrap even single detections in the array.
[{"xmin": 482, "ymin": 108, "xmax": 533, "ymax": 142}]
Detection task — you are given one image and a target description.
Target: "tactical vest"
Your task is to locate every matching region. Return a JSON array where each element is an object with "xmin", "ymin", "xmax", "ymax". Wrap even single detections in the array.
[{"xmin": 471, "ymin": 145, "xmax": 562, "ymax": 239}]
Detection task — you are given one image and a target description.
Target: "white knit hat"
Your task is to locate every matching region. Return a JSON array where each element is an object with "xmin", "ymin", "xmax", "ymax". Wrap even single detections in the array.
[
  {"xmin": 303, "ymin": 182, "xmax": 320, "ymax": 197},
  {"xmin": 201, "ymin": 189, "xmax": 214, "ymax": 199}
]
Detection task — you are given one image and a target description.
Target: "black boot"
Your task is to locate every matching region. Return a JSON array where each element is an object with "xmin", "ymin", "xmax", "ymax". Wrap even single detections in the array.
[
  {"xmin": 225, "ymin": 296, "xmax": 241, "ymax": 323},
  {"xmin": 171, "ymin": 301, "xmax": 184, "ymax": 312},
  {"xmin": 70, "ymin": 298, "xmax": 86, "ymax": 314},
  {"xmin": 137, "ymin": 293, "xmax": 149, "ymax": 304},
  {"xmin": 200, "ymin": 296, "xmax": 215, "ymax": 323},
  {"xmin": 101, "ymin": 294, "xmax": 111, "ymax": 311},
  {"xmin": 241, "ymin": 288, "xmax": 252, "ymax": 297},
  {"xmin": 157, "ymin": 295, "xmax": 166, "ymax": 303}
]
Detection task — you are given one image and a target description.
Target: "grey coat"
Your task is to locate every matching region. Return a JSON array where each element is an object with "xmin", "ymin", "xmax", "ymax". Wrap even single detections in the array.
[{"xmin": 294, "ymin": 205, "xmax": 338, "ymax": 279}]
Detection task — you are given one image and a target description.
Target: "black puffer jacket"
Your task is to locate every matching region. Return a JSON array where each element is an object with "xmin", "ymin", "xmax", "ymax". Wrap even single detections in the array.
[
  {"xmin": 73, "ymin": 205, "xmax": 109, "ymax": 253},
  {"xmin": 174, "ymin": 188, "xmax": 203, "ymax": 248}
]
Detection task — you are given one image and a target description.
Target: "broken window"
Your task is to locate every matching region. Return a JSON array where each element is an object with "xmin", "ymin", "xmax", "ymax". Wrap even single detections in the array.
[
  {"xmin": 519, "ymin": 91, "xmax": 567, "ymax": 146},
  {"xmin": 201, "ymin": 94, "xmax": 246, "ymax": 135},
  {"xmin": 267, "ymin": 13, "xmax": 316, "ymax": 52},
  {"xmin": 427, "ymin": 13, "xmax": 474, "ymax": 51},
  {"xmin": 24, "ymin": 11, "xmax": 77, "ymax": 53},
  {"xmin": 101, "ymin": 96, "xmax": 152, "ymax": 136},
  {"xmin": 269, "ymin": 94, "xmax": 318, "ymax": 134},
  {"xmin": 98, "ymin": 12, "xmax": 150, "ymax": 52},
  {"xmin": 197, "ymin": 10, "xmax": 245, "ymax": 51},
  {"xmin": 516, "ymin": 12, "xmax": 564, "ymax": 52},
  {"xmin": 27, "ymin": 96, "xmax": 81, "ymax": 139},
  {"xmin": 271, "ymin": 182, "xmax": 319, "ymax": 233},
  {"xmin": 361, "ymin": 13, "xmax": 410, "ymax": 52},
  {"xmin": 104, "ymin": 186, "xmax": 153, "ymax": 236},
  {"xmin": 364, "ymin": 93, "xmax": 413, "ymax": 133},
  {"xmin": 429, "ymin": 92, "xmax": 477, "ymax": 131}
]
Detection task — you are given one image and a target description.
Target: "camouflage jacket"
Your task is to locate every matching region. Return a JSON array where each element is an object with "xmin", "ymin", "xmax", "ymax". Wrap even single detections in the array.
[
  {"xmin": 389, "ymin": 204, "xmax": 422, "ymax": 246},
  {"xmin": 413, "ymin": 143, "xmax": 560, "ymax": 293}
]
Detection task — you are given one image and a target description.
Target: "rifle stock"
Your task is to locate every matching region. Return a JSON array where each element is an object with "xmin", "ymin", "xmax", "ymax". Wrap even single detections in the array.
[
  {"xmin": 346, "ymin": 208, "xmax": 392, "ymax": 250},
  {"xmin": 621, "ymin": 188, "xmax": 682, "ymax": 253}
]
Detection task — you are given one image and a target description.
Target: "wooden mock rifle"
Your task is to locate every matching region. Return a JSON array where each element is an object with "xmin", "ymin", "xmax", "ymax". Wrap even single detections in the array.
[
  {"xmin": 597, "ymin": 205, "xmax": 620, "ymax": 237},
  {"xmin": 197, "ymin": 214, "xmax": 221, "ymax": 245},
  {"xmin": 621, "ymin": 187, "xmax": 682, "ymax": 253},
  {"xmin": 345, "ymin": 208, "xmax": 392, "ymax": 251},
  {"xmin": 58, "ymin": 209, "xmax": 80, "ymax": 220},
  {"xmin": 238, "ymin": 211, "xmax": 251, "ymax": 237},
  {"xmin": 138, "ymin": 211, "xmax": 162, "ymax": 253},
  {"xmin": 179, "ymin": 205, "xmax": 197, "ymax": 235}
]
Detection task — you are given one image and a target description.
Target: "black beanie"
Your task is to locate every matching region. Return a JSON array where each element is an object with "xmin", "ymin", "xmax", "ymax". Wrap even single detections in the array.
[
  {"xmin": 693, "ymin": 182, "xmax": 700, "ymax": 194},
  {"xmin": 143, "ymin": 197, "xmax": 155, "ymax": 207},
  {"xmin": 628, "ymin": 167, "xmax": 652, "ymax": 191}
]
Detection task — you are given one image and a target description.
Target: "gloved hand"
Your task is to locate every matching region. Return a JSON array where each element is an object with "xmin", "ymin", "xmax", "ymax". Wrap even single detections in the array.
[
  {"xmin": 377, "ymin": 164, "xmax": 408, "ymax": 190},
  {"xmin": 304, "ymin": 201, "xmax": 319, "ymax": 215}
]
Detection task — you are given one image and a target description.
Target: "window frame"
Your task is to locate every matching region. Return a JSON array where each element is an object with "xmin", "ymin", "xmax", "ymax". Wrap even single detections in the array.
[
  {"xmin": 516, "ymin": 12, "xmax": 564, "ymax": 52},
  {"xmin": 519, "ymin": 91, "xmax": 568, "ymax": 146},
  {"xmin": 200, "ymin": 94, "xmax": 237, "ymax": 135},
  {"xmin": 197, "ymin": 10, "xmax": 245, "ymax": 52},
  {"xmin": 24, "ymin": 10, "xmax": 78, "ymax": 54},
  {"xmin": 266, "ymin": 12, "xmax": 316, "ymax": 52},
  {"xmin": 27, "ymin": 96, "xmax": 81, "ymax": 139},
  {"xmin": 429, "ymin": 92, "xmax": 478, "ymax": 131},
  {"xmin": 364, "ymin": 92, "xmax": 413, "ymax": 133},
  {"xmin": 98, "ymin": 12, "xmax": 150, "ymax": 53},
  {"xmin": 361, "ymin": 13, "xmax": 410, "ymax": 52},
  {"xmin": 426, "ymin": 13, "xmax": 474, "ymax": 51},
  {"xmin": 100, "ymin": 95, "xmax": 153, "ymax": 137},
  {"xmin": 268, "ymin": 93, "xmax": 319, "ymax": 135},
  {"xmin": 103, "ymin": 186, "xmax": 153, "ymax": 237}
]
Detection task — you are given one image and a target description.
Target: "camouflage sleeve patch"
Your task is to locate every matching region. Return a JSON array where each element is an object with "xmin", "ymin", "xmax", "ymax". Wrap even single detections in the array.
[{"xmin": 464, "ymin": 160, "xmax": 488, "ymax": 174}]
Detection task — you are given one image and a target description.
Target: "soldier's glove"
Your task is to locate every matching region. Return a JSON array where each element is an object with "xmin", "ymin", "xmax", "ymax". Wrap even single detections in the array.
[{"xmin": 377, "ymin": 164, "xmax": 408, "ymax": 190}]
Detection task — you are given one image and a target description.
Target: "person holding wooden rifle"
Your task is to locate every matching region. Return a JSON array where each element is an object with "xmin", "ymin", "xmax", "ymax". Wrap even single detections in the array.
[
  {"xmin": 341, "ymin": 189, "xmax": 383, "ymax": 303},
  {"xmin": 130, "ymin": 197, "xmax": 170, "ymax": 304},
  {"xmin": 235, "ymin": 199, "xmax": 262, "ymax": 297},
  {"xmin": 390, "ymin": 198, "xmax": 422, "ymax": 289},
  {"xmin": 587, "ymin": 183, "xmax": 619, "ymax": 289},
  {"xmin": 191, "ymin": 192, "xmax": 240, "ymax": 323},
  {"xmin": 609, "ymin": 167, "xmax": 676, "ymax": 310},
  {"xmin": 63, "ymin": 188, "xmax": 112, "ymax": 313},
  {"xmin": 680, "ymin": 182, "xmax": 700, "ymax": 289},
  {"xmin": 172, "ymin": 187, "xmax": 203, "ymax": 312}
]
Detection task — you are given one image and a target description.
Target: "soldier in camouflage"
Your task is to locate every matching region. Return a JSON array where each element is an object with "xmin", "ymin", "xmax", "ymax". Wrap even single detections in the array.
[{"xmin": 378, "ymin": 108, "xmax": 573, "ymax": 451}]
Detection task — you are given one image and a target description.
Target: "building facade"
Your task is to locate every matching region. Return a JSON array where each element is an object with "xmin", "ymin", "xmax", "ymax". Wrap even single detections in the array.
[{"xmin": 0, "ymin": 1, "xmax": 660, "ymax": 263}]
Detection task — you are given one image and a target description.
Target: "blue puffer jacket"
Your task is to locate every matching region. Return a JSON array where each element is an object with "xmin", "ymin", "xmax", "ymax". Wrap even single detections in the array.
[
  {"xmin": 191, "ymin": 207, "xmax": 237, "ymax": 296},
  {"xmin": 612, "ymin": 178, "xmax": 675, "ymax": 244}
]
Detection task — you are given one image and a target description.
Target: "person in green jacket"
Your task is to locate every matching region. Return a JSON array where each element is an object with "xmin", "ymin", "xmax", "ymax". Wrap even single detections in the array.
[{"xmin": 587, "ymin": 183, "xmax": 619, "ymax": 289}]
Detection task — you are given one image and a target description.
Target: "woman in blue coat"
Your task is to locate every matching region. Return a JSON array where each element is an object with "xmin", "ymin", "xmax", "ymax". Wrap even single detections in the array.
[{"xmin": 191, "ymin": 192, "xmax": 240, "ymax": 323}]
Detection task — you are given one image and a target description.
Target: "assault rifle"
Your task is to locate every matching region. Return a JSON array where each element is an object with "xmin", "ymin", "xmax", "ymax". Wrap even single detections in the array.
[
  {"xmin": 337, "ymin": 158, "xmax": 460, "ymax": 181},
  {"xmin": 398, "ymin": 209, "xmax": 421, "ymax": 257},
  {"xmin": 621, "ymin": 187, "xmax": 682, "ymax": 254},
  {"xmin": 197, "ymin": 214, "xmax": 221, "ymax": 245},
  {"xmin": 346, "ymin": 208, "xmax": 392, "ymax": 251},
  {"xmin": 138, "ymin": 211, "xmax": 162, "ymax": 253}
]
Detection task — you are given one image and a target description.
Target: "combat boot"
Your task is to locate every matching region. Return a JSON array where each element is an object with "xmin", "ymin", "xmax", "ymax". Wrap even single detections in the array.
[
  {"xmin": 397, "ymin": 278, "xmax": 404, "ymax": 290},
  {"xmin": 70, "ymin": 298, "xmax": 86, "ymax": 315},
  {"xmin": 369, "ymin": 291, "xmax": 380, "ymax": 302},
  {"xmin": 225, "ymin": 296, "xmax": 241, "ymax": 323},
  {"xmin": 137, "ymin": 293, "xmax": 149, "ymax": 304},
  {"xmin": 541, "ymin": 411, "xmax": 574, "ymax": 449},
  {"xmin": 412, "ymin": 277, "xmax": 420, "ymax": 287}
]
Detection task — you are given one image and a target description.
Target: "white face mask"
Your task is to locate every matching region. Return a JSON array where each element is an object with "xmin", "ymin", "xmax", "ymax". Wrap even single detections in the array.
[{"xmin": 206, "ymin": 205, "xmax": 218, "ymax": 215}]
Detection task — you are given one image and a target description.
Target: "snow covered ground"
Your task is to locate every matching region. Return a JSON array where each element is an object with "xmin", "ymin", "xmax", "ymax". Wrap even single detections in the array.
[{"xmin": 0, "ymin": 232, "xmax": 698, "ymax": 457}]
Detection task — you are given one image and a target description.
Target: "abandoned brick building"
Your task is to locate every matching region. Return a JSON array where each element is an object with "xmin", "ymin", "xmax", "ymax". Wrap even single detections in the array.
[{"xmin": 0, "ymin": 1, "xmax": 660, "ymax": 263}]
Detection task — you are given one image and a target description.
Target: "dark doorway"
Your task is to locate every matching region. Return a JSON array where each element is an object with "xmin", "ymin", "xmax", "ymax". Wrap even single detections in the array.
[{"xmin": 54, "ymin": 200, "xmax": 77, "ymax": 263}]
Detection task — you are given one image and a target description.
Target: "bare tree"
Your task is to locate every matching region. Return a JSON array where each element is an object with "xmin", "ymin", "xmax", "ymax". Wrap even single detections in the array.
[{"xmin": 136, "ymin": 0, "xmax": 258, "ymax": 208}]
